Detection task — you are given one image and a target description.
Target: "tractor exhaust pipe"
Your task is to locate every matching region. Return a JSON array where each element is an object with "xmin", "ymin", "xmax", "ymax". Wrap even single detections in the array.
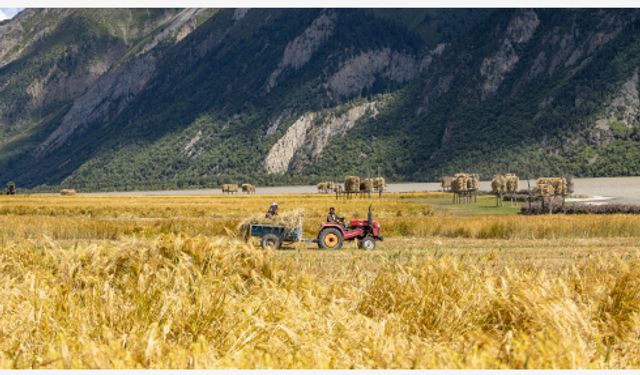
[{"xmin": 368, "ymin": 204, "xmax": 373, "ymax": 229}]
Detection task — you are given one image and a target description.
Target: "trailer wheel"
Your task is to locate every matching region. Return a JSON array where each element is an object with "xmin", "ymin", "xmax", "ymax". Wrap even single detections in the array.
[
  {"xmin": 261, "ymin": 234, "xmax": 282, "ymax": 249},
  {"xmin": 318, "ymin": 228, "xmax": 343, "ymax": 250},
  {"xmin": 359, "ymin": 236, "xmax": 376, "ymax": 250}
]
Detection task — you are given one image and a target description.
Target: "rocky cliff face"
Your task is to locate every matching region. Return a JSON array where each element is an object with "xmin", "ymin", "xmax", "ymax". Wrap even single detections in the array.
[
  {"xmin": 264, "ymin": 102, "xmax": 379, "ymax": 174},
  {"xmin": 1, "ymin": 9, "xmax": 640, "ymax": 190}
]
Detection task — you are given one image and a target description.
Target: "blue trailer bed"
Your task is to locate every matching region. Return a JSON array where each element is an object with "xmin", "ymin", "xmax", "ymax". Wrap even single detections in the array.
[{"xmin": 249, "ymin": 222, "xmax": 308, "ymax": 249}]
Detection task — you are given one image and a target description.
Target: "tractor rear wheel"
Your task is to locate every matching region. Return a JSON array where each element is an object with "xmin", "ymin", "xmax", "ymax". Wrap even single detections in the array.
[
  {"xmin": 359, "ymin": 236, "xmax": 376, "ymax": 250},
  {"xmin": 261, "ymin": 234, "xmax": 282, "ymax": 249},
  {"xmin": 318, "ymin": 228, "xmax": 344, "ymax": 250}
]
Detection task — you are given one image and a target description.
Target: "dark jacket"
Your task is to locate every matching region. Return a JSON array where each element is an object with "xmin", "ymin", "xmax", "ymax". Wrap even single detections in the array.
[{"xmin": 327, "ymin": 212, "xmax": 343, "ymax": 223}]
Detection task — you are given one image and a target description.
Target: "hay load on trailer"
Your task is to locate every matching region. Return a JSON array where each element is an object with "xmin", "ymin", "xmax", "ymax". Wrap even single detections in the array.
[{"xmin": 238, "ymin": 209, "xmax": 305, "ymax": 247}]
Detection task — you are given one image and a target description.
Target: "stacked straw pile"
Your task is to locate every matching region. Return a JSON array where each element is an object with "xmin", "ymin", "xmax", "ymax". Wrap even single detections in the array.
[
  {"xmin": 222, "ymin": 184, "xmax": 238, "ymax": 193},
  {"xmin": 535, "ymin": 177, "xmax": 568, "ymax": 197},
  {"xmin": 60, "ymin": 189, "xmax": 77, "ymax": 196},
  {"xmin": 467, "ymin": 174, "xmax": 480, "ymax": 191},
  {"xmin": 360, "ymin": 178, "xmax": 373, "ymax": 192},
  {"xmin": 345, "ymin": 176, "xmax": 361, "ymax": 193},
  {"xmin": 238, "ymin": 209, "xmax": 304, "ymax": 241},
  {"xmin": 441, "ymin": 176, "xmax": 453, "ymax": 191},
  {"xmin": 505, "ymin": 173, "xmax": 520, "ymax": 193},
  {"xmin": 491, "ymin": 174, "xmax": 506, "ymax": 194},
  {"xmin": 373, "ymin": 177, "xmax": 386, "ymax": 192},
  {"xmin": 241, "ymin": 184, "xmax": 256, "ymax": 194},
  {"xmin": 451, "ymin": 173, "xmax": 469, "ymax": 193}
]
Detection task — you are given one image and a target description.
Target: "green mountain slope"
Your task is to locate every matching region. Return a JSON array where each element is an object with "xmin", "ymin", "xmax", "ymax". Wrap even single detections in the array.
[{"xmin": 1, "ymin": 9, "xmax": 639, "ymax": 190}]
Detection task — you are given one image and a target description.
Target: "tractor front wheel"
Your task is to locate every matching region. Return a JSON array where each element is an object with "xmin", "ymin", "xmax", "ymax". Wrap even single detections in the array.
[
  {"xmin": 358, "ymin": 236, "xmax": 376, "ymax": 250},
  {"xmin": 261, "ymin": 234, "xmax": 282, "ymax": 249},
  {"xmin": 318, "ymin": 228, "xmax": 344, "ymax": 250}
]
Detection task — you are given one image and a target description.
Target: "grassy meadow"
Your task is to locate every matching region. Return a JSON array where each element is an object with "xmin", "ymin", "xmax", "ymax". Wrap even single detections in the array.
[{"xmin": 1, "ymin": 192, "xmax": 640, "ymax": 368}]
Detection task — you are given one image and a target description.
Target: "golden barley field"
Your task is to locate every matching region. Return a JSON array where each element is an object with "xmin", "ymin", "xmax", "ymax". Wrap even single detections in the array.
[{"xmin": 1, "ymin": 192, "xmax": 640, "ymax": 369}]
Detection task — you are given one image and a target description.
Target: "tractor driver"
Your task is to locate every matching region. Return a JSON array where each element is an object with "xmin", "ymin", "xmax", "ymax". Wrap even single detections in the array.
[
  {"xmin": 265, "ymin": 202, "xmax": 279, "ymax": 218},
  {"xmin": 326, "ymin": 207, "xmax": 344, "ymax": 224}
]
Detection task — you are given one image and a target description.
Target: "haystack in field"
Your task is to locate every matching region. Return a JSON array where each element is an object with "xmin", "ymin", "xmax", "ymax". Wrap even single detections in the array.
[
  {"xmin": 60, "ymin": 189, "xmax": 77, "ymax": 196},
  {"xmin": 440, "ymin": 176, "xmax": 453, "ymax": 192},
  {"xmin": 373, "ymin": 177, "xmax": 386, "ymax": 191},
  {"xmin": 344, "ymin": 176, "xmax": 360, "ymax": 199},
  {"xmin": 222, "ymin": 184, "xmax": 238, "ymax": 194},
  {"xmin": 536, "ymin": 177, "xmax": 568, "ymax": 197},
  {"xmin": 241, "ymin": 184, "xmax": 256, "ymax": 194},
  {"xmin": 238, "ymin": 209, "xmax": 304, "ymax": 241},
  {"xmin": 317, "ymin": 182, "xmax": 327, "ymax": 193},
  {"xmin": 359, "ymin": 178, "xmax": 373, "ymax": 197},
  {"xmin": 491, "ymin": 174, "xmax": 506, "ymax": 206},
  {"xmin": 451, "ymin": 173, "xmax": 471, "ymax": 204},
  {"xmin": 505, "ymin": 173, "xmax": 520, "ymax": 193}
]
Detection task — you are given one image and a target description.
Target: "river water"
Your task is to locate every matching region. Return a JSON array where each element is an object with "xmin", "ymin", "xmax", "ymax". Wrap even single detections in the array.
[{"xmin": 85, "ymin": 177, "xmax": 640, "ymax": 203}]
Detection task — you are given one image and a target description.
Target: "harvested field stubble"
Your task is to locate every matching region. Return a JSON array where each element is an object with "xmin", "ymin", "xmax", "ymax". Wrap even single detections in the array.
[{"xmin": 2, "ymin": 193, "xmax": 640, "ymax": 368}]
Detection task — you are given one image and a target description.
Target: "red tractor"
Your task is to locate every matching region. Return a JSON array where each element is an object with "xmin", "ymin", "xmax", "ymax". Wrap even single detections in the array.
[{"xmin": 317, "ymin": 206, "xmax": 383, "ymax": 250}]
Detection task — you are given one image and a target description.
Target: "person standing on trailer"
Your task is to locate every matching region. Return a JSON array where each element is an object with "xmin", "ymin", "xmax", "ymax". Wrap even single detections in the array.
[{"xmin": 265, "ymin": 202, "xmax": 279, "ymax": 218}]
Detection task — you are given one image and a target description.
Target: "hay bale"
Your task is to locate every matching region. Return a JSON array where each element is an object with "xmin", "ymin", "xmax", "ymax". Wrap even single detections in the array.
[
  {"xmin": 222, "ymin": 184, "xmax": 238, "ymax": 193},
  {"xmin": 491, "ymin": 174, "xmax": 506, "ymax": 194},
  {"xmin": 360, "ymin": 178, "xmax": 373, "ymax": 192},
  {"xmin": 317, "ymin": 182, "xmax": 327, "ymax": 192},
  {"xmin": 334, "ymin": 184, "xmax": 344, "ymax": 193},
  {"xmin": 451, "ymin": 173, "xmax": 469, "ymax": 193},
  {"xmin": 440, "ymin": 176, "xmax": 452, "ymax": 191},
  {"xmin": 60, "ymin": 189, "xmax": 77, "ymax": 196},
  {"xmin": 373, "ymin": 177, "xmax": 386, "ymax": 191},
  {"xmin": 241, "ymin": 184, "xmax": 255, "ymax": 193},
  {"xmin": 468, "ymin": 174, "xmax": 480, "ymax": 191},
  {"xmin": 505, "ymin": 173, "xmax": 519, "ymax": 193},
  {"xmin": 237, "ymin": 209, "xmax": 304, "ymax": 241},
  {"xmin": 327, "ymin": 181, "xmax": 337, "ymax": 191},
  {"xmin": 536, "ymin": 177, "xmax": 568, "ymax": 196},
  {"xmin": 344, "ymin": 176, "xmax": 360, "ymax": 193}
]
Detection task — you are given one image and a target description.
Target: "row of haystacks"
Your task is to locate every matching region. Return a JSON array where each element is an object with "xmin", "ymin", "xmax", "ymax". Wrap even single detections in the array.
[
  {"xmin": 321, "ymin": 176, "xmax": 386, "ymax": 194},
  {"xmin": 222, "ymin": 183, "xmax": 257, "ymax": 194},
  {"xmin": 317, "ymin": 181, "xmax": 338, "ymax": 193},
  {"xmin": 237, "ymin": 208, "xmax": 305, "ymax": 240}
]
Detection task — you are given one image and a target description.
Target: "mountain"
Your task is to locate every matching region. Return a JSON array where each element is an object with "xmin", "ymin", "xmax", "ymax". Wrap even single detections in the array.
[{"xmin": 0, "ymin": 8, "xmax": 639, "ymax": 191}]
